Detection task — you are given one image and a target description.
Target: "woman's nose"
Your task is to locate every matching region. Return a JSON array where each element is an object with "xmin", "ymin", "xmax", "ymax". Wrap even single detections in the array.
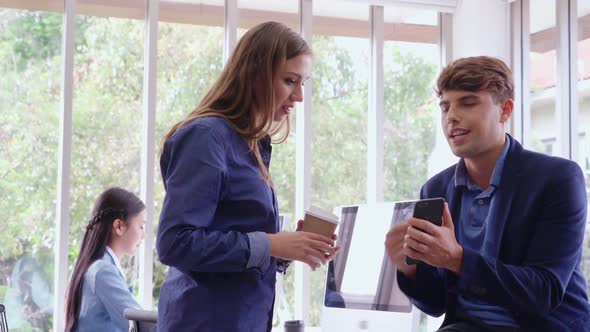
[{"xmin": 291, "ymin": 85, "xmax": 303, "ymax": 102}]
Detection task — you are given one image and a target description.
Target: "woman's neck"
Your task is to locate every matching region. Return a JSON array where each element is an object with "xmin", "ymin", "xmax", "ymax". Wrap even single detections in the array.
[{"xmin": 107, "ymin": 243, "xmax": 124, "ymax": 261}]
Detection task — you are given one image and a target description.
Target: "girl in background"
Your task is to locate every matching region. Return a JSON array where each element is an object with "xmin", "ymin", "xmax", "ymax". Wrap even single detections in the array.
[{"xmin": 65, "ymin": 187, "xmax": 145, "ymax": 332}]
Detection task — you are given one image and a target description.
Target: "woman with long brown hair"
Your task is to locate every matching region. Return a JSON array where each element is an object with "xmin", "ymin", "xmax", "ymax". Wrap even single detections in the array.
[
  {"xmin": 156, "ymin": 21, "xmax": 339, "ymax": 331},
  {"xmin": 65, "ymin": 187, "xmax": 145, "ymax": 332}
]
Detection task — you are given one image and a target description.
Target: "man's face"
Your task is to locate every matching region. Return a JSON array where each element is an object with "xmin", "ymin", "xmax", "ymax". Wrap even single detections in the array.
[{"xmin": 439, "ymin": 90, "xmax": 511, "ymax": 160}]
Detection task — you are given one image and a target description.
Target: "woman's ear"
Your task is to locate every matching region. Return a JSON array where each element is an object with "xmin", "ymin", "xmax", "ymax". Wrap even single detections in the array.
[{"xmin": 112, "ymin": 219, "xmax": 127, "ymax": 236}]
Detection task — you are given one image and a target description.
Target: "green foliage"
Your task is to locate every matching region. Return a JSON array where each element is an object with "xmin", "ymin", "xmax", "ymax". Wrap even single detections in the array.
[
  {"xmin": 383, "ymin": 47, "xmax": 437, "ymax": 201},
  {"xmin": 0, "ymin": 11, "xmax": 61, "ymax": 71},
  {"xmin": 0, "ymin": 10, "xmax": 62, "ymax": 272},
  {"xmin": 310, "ymin": 35, "xmax": 368, "ymax": 212}
]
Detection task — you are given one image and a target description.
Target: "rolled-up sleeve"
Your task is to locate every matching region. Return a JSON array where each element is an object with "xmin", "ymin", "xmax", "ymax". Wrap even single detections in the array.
[{"xmin": 246, "ymin": 231, "xmax": 271, "ymax": 272}]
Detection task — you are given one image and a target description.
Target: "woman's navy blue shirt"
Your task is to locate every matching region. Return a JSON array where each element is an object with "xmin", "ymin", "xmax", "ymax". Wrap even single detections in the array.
[{"xmin": 156, "ymin": 116, "xmax": 280, "ymax": 332}]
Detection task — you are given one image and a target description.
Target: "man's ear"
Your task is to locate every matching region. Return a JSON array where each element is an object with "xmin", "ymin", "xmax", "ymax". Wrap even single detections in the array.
[
  {"xmin": 500, "ymin": 99, "xmax": 514, "ymax": 124},
  {"xmin": 112, "ymin": 219, "xmax": 127, "ymax": 236}
]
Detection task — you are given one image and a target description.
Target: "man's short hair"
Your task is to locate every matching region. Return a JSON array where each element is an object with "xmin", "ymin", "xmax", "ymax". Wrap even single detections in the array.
[{"xmin": 436, "ymin": 56, "xmax": 514, "ymax": 103}]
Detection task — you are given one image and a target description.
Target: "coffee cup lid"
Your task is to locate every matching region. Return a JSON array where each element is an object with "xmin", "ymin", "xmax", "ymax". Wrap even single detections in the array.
[{"xmin": 305, "ymin": 206, "xmax": 339, "ymax": 224}]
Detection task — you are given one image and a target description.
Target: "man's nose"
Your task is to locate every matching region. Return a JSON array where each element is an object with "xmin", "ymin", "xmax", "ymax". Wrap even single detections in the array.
[{"xmin": 445, "ymin": 105, "xmax": 459, "ymax": 123}]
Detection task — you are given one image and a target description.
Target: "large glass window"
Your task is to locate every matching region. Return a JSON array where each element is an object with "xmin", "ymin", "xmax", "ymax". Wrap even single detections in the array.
[
  {"xmin": 577, "ymin": 2, "xmax": 590, "ymax": 294},
  {"xmin": 0, "ymin": 7, "xmax": 63, "ymax": 331},
  {"xmin": 529, "ymin": 0, "xmax": 559, "ymax": 155},
  {"xmin": 382, "ymin": 8, "xmax": 443, "ymax": 201},
  {"xmin": 69, "ymin": 1, "xmax": 146, "ymax": 287},
  {"xmin": 311, "ymin": 1, "xmax": 368, "ymax": 219},
  {"xmin": 153, "ymin": 0, "xmax": 224, "ymax": 304},
  {"xmin": 382, "ymin": 7, "xmax": 449, "ymax": 329},
  {"xmin": 309, "ymin": 1, "xmax": 370, "ymax": 325}
]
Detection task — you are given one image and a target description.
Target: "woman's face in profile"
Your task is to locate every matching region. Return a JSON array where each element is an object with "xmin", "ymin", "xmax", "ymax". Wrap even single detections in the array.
[{"xmin": 272, "ymin": 54, "xmax": 312, "ymax": 122}]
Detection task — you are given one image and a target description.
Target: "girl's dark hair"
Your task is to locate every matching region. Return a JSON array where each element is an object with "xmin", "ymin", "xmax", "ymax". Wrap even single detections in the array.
[{"xmin": 65, "ymin": 187, "xmax": 145, "ymax": 332}]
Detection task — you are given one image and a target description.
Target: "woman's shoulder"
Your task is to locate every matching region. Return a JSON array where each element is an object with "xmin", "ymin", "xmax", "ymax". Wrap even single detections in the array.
[
  {"xmin": 82, "ymin": 255, "xmax": 114, "ymax": 289},
  {"xmin": 86, "ymin": 254, "xmax": 118, "ymax": 277},
  {"xmin": 175, "ymin": 116, "xmax": 236, "ymax": 141}
]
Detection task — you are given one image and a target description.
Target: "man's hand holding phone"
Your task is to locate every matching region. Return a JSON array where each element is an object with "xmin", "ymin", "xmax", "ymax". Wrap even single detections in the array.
[
  {"xmin": 405, "ymin": 198, "xmax": 445, "ymax": 265},
  {"xmin": 404, "ymin": 201, "xmax": 464, "ymax": 274}
]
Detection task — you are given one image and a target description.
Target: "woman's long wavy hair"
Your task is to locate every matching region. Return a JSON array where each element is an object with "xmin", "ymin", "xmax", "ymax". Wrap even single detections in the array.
[
  {"xmin": 64, "ymin": 187, "xmax": 145, "ymax": 332},
  {"xmin": 159, "ymin": 21, "xmax": 311, "ymax": 185}
]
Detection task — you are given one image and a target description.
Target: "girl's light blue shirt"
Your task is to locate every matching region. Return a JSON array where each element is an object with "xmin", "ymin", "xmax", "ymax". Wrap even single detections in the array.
[{"xmin": 75, "ymin": 249, "xmax": 141, "ymax": 332}]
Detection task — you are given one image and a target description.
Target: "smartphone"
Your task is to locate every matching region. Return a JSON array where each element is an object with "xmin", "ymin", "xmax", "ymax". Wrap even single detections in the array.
[{"xmin": 406, "ymin": 197, "xmax": 445, "ymax": 265}]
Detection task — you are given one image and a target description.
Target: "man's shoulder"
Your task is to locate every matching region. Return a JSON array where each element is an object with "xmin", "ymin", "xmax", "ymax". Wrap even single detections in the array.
[
  {"xmin": 422, "ymin": 164, "xmax": 457, "ymax": 196},
  {"xmin": 426, "ymin": 164, "xmax": 456, "ymax": 184},
  {"xmin": 517, "ymin": 148, "xmax": 583, "ymax": 178}
]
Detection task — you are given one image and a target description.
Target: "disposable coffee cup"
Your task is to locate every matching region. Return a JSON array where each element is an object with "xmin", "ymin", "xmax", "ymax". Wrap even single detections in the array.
[
  {"xmin": 284, "ymin": 319, "xmax": 304, "ymax": 332},
  {"xmin": 301, "ymin": 206, "xmax": 339, "ymax": 238}
]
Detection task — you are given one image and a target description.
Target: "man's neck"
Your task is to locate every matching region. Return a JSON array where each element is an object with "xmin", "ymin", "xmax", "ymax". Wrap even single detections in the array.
[{"xmin": 464, "ymin": 137, "xmax": 507, "ymax": 189}]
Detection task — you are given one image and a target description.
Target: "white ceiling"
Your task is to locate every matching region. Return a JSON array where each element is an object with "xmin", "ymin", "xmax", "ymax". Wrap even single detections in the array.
[
  {"xmin": 165, "ymin": 0, "xmax": 439, "ymax": 24},
  {"xmin": 167, "ymin": 0, "xmax": 587, "ymax": 30}
]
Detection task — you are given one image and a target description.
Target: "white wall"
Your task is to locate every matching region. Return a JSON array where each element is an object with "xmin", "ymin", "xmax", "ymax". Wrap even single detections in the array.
[
  {"xmin": 452, "ymin": 0, "xmax": 511, "ymax": 61},
  {"xmin": 428, "ymin": 0, "xmax": 512, "ymax": 177}
]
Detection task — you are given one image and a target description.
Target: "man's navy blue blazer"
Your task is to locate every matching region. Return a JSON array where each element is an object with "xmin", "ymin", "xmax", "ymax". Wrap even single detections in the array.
[{"xmin": 397, "ymin": 134, "xmax": 590, "ymax": 331}]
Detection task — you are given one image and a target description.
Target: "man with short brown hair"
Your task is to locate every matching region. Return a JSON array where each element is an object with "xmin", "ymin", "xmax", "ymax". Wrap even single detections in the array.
[{"xmin": 386, "ymin": 56, "xmax": 590, "ymax": 331}]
